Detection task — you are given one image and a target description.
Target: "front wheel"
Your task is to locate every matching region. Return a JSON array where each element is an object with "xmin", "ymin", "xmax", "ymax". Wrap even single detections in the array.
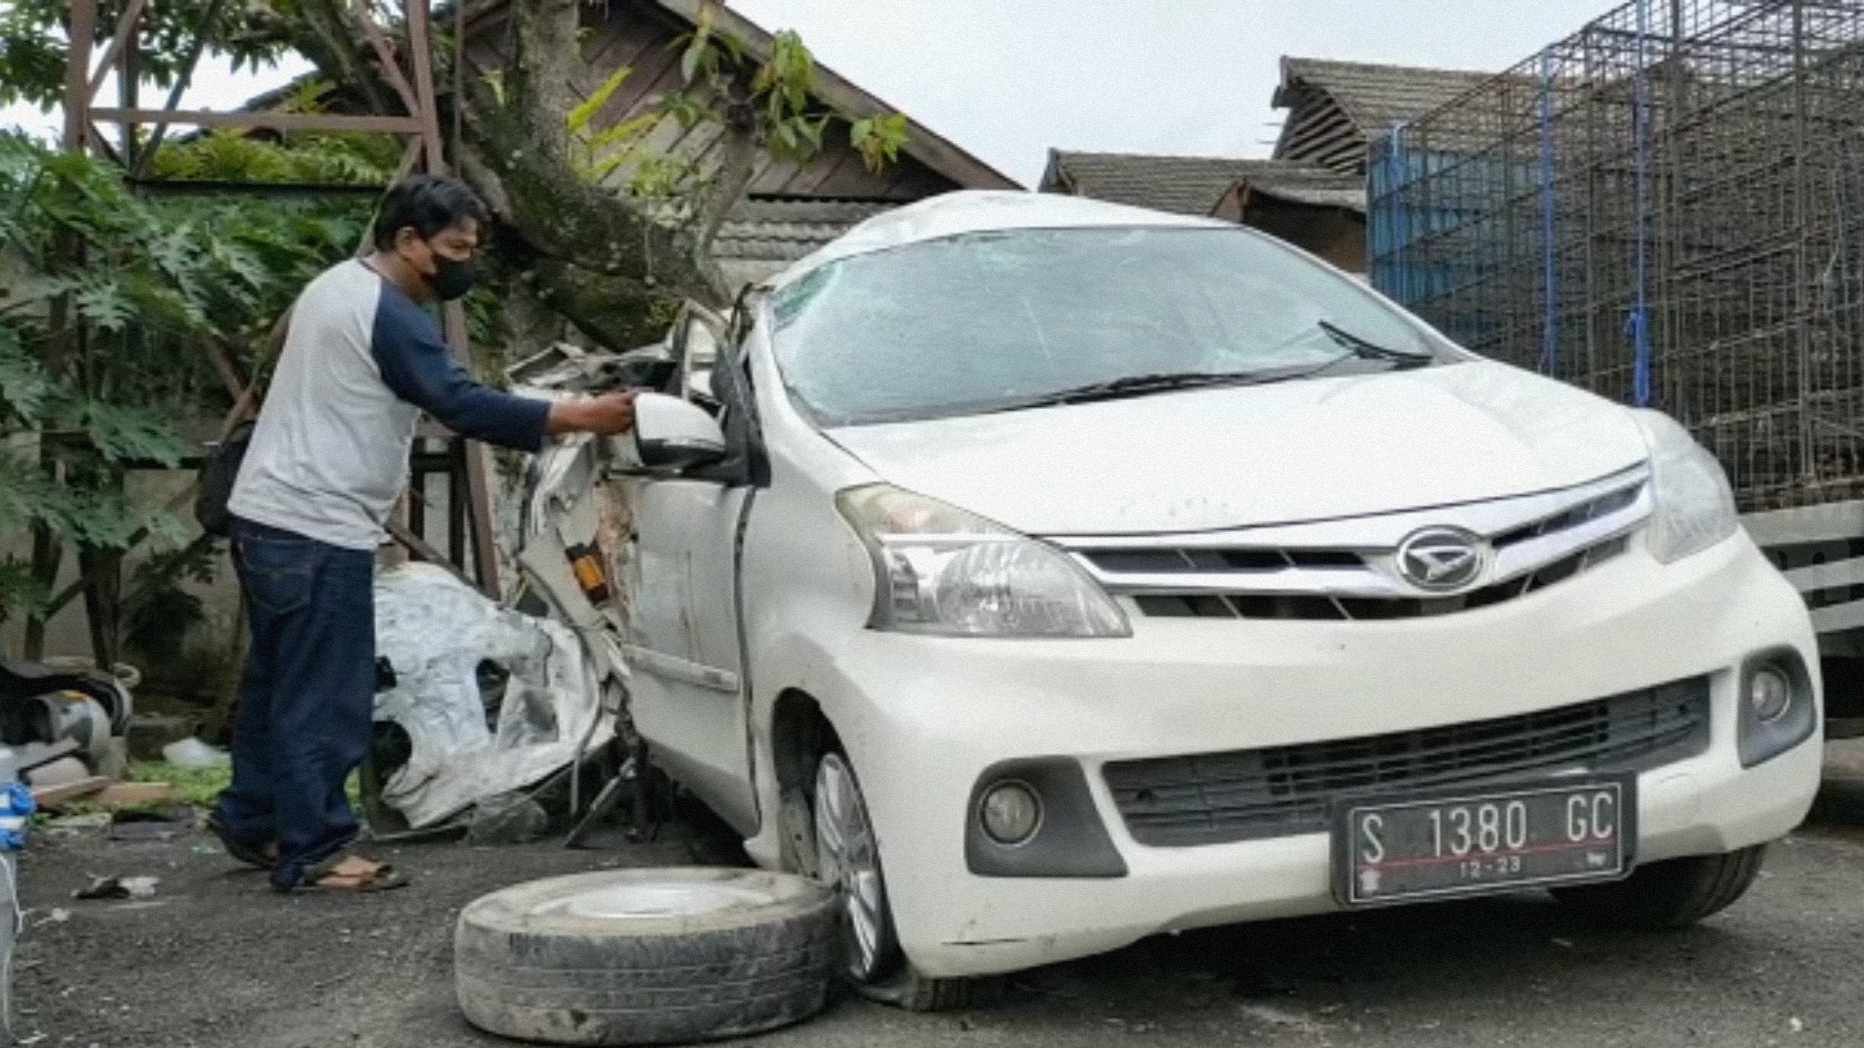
[
  {"xmin": 812, "ymin": 751, "xmax": 996, "ymax": 1011},
  {"xmin": 1551, "ymin": 845, "xmax": 1768, "ymax": 928}
]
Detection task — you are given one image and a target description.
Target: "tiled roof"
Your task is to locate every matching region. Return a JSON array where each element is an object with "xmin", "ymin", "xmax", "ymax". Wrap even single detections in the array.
[
  {"xmin": 1275, "ymin": 57, "xmax": 1495, "ymax": 133},
  {"xmin": 1041, "ymin": 151, "xmax": 1363, "ymax": 216},
  {"xmin": 711, "ymin": 196, "xmax": 897, "ymax": 286}
]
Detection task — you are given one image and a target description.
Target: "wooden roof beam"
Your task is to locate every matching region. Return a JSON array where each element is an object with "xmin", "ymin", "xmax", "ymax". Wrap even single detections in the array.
[{"xmin": 91, "ymin": 108, "xmax": 425, "ymax": 133}]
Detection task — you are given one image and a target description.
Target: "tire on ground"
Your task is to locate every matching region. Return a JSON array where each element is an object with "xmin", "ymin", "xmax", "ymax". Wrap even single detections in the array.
[
  {"xmin": 455, "ymin": 867, "xmax": 837, "ymax": 1045},
  {"xmin": 1551, "ymin": 845, "xmax": 1768, "ymax": 928}
]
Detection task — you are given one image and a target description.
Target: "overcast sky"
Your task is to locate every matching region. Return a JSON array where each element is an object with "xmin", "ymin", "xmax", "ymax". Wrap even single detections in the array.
[{"xmin": 5, "ymin": 1, "xmax": 1599, "ymax": 185}]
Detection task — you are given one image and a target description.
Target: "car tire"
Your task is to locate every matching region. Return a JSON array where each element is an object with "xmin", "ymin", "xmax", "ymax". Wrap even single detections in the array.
[
  {"xmin": 455, "ymin": 867, "xmax": 837, "ymax": 1045},
  {"xmin": 812, "ymin": 750, "xmax": 993, "ymax": 1012},
  {"xmin": 1550, "ymin": 845, "xmax": 1768, "ymax": 929}
]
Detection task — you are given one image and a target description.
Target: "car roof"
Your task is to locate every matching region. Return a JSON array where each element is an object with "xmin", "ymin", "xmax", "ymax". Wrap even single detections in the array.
[{"xmin": 767, "ymin": 189, "xmax": 1231, "ymax": 289}]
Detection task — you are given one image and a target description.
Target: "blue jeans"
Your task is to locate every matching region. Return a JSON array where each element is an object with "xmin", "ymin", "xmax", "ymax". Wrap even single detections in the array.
[{"xmin": 214, "ymin": 517, "xmax": 375, "ymax": 890}]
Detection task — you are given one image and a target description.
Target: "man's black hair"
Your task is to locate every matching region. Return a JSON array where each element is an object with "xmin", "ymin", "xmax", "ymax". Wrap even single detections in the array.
[{"xmin": 371, "ymin": 175, "xmax": 490, "ymax": 251}]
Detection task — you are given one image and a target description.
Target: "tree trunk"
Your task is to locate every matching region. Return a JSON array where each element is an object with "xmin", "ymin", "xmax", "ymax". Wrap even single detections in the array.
[
  {"xmin": 23, "ymin": 523, "xmax": 60, "ymax": 661},
  {"xmin": 281, "ymin": 0, "xmax": 765, "ymax": 348}
]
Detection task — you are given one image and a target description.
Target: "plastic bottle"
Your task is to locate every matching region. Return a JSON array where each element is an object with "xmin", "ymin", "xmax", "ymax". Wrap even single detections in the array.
[{"xmin": 0, "ymin": 745, "xmax": 29, "ymax": 1044}]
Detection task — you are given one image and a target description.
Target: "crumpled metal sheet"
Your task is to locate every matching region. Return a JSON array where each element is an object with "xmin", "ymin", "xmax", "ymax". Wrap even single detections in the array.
[{"xmin": 372, "ymin": 563, "xmax": 612, "ymax": 829}]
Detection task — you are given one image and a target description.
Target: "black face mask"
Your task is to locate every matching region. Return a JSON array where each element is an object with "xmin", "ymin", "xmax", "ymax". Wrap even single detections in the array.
[{"xmin": 428, "ymin": 254, "xmax": 475, "ymax": 301}]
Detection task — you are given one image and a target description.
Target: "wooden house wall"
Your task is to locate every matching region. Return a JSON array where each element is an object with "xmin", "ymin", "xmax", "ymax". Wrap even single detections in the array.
[
  {"xmin": 467, "ymin": 0, "xmax": 959, "ymax": 200},
  {"xmin": 1272, "ymin": 90, "xmax": 1366, "ymax": 175}
]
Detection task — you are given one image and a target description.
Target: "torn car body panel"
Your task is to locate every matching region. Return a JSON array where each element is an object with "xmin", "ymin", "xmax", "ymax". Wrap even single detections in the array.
[{"xmin": 371, "ymin": 563, "xmax": 611, "ymax": 829}]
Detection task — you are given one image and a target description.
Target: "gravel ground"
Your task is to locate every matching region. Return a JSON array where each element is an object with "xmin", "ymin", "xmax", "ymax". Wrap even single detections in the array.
[{"xmin": 13, "ymin": 744, "xmax": 1864, "ymax": 1048}]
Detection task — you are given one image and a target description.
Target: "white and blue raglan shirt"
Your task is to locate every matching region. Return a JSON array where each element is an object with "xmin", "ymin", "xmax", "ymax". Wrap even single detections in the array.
[{"xmin": 229, "ymin": 259, "xmax": 551, "ymax": 550}]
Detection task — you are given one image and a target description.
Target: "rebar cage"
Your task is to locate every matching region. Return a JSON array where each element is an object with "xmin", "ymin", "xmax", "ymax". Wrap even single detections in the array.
[{"xmin": 1370, "ymin": 0, "xmax": 1864, "ymax": 511}]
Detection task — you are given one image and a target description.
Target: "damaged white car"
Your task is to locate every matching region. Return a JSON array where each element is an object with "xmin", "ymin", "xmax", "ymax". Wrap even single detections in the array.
[{"xmin": 534, "ymin": 190, "xmax": 1822, "ymax": 1004}]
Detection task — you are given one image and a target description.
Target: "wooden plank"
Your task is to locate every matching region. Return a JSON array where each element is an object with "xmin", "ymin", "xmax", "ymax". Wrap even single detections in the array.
[
  {"xmin": 655, "ymin": 0, "xmax": 1017, "ymax": 188},
  {"xmin": 356, "ymin": 139, "xmax": 424, "ymax": 255},
  {"xmin": 92, "ymin": 108, "xmax": 423, "ymax": 134},
  {"xmin": 85, "ymin": 122, "xmax": 125, "ymax": 167},
  {"xmin": 202, "ymin": 339, "xmax": 249, "ymax": 402},
  {"xmin": 1744, "ymin": 500, "xmax": 1864, "ymax": 546},
  {"xmin": 93, "ymin": 782, "xmax": 181, "ymax": 809},
  {"xmin": 87, "ymin": 0, "xmax": 151, "ymax": 101},
  {"xmin": 31, "ymin": 777, "xmax": 113, "ymax": 809},
  {"xmin": 405, "ymin": 0, "xmax": 448, "ymax": 167},
  {"xmin": 814, "ymin": 148, "xmax": 896, "ymax": 196},
  {"xmin": 598, "ymin": 111, "xmax": 686, "ymax": 192},
  {"xmin": 596, "ymin": 35, "xmax": 688, "ymax": 141},
  {"xmin": 460, "ymin": 439, "xmax": 502, "ymax": 598},
  {"xmin": 747, "ymin": 153, "xmax": 802, "ymax": 194},
  {"xmin": 355, "ymin": 8, "xmax": 424, "ymax": 118},
  {"xmin": 408, "ymin": 1, "xmax": 499, "ymax": 598},
  {"xmin": 128, "ymin": 0, "xmax": 226, "ymax": 178},
  {"xmin": 786, "ymin": 150, "xmax": 853, "ymax": 195},
  {"xmin": 586, "ymin": 2, "xmax": 668, "ymax": 73},
  {"xmin": 448, "ymin": 440, "xmax": 468, "ymax": 569},
  {"xmin": 1281, "ymin": 105, "xmax": 1357, "ymax": 158},
  {"xmin": 64, "ymin": 0, "xmax": 98, "ymax": 152}
]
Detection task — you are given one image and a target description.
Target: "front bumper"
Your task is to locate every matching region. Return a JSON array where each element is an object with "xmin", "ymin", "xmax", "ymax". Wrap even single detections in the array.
[{"xmin": 786, "ymin": 532, "xmax": 1821, "ymax": 979}]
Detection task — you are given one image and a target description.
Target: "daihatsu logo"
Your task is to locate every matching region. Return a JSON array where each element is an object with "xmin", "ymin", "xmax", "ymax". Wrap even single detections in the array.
[{"xmin": 1396, "ymin": 527, "xmax": 1486, "ymax": 592}]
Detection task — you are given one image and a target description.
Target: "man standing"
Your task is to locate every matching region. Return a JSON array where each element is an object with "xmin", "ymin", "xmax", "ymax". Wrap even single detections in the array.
[{"xmin": 211, "ymin": 175, "xmax": 636, "ymax": 891}]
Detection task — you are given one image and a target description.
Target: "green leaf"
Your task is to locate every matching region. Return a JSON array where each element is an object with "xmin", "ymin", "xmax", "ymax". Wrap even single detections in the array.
[
  {"xmin": 73, "ymin": 278, "xmax": 133, "ymax": 333},
  {"xmin": 140, "ymin": 509, "xmax": 192, "ymax": 551},
  {"xmin": 213, "ymin": 240, "xmax": 270, "ymax": 291},
  {"xmin": 569, "ymin": 66, "xmax": 633, "ymax": 136},
  {"xmin": 0, "ymin": 555, "xmax": 47, "ymax": 626},
  {"xmin": 589, "ymin": 112, "xmax": 660, "ymax": 153},
  {"xmin": 0, "ymin": 325, "xmax": 52, "ymax": 421},
  {"xmin": 80, "ymin": 401, "xmax": 188, "ymax": 467}
]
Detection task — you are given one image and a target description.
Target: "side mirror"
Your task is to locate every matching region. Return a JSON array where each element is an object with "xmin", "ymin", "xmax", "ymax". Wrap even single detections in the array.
[{"xmin": 633, "ymin": 392, "xmax": 727, "ymax": 472}]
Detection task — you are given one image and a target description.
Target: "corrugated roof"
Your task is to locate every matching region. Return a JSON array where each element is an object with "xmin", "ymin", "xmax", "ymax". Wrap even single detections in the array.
[
  {"xmin": 1040, "ymin": 151, "xmax": 1363, "ymax": 216},
  {"xmin": 711, "ymin": 196, "xmax": 898, "ymax": 286},
  {"xmin": 1275, "ymin": 57, "xmax": 1495, "ymax": 134}
]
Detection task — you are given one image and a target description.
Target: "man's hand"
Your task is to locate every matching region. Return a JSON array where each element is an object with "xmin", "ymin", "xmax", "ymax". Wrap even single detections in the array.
[{"xmin": 547, "ymin": 391, "xmax": 638, "ymax": 436}]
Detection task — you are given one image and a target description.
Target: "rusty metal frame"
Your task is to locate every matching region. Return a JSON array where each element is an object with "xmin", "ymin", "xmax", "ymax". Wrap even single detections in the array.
[{"xmin": 58, "ymin": 0, "xmax": 505, "ymax": 607}]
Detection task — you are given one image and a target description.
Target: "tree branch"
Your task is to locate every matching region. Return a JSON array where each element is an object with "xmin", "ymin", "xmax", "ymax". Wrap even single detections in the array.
[
  {"xmin": 295, "ymin": 0, "xmax": 393, "ymax": 117},
  {"xmin": 693, "ymin": 96, "xmax": 759, "ymax": 301},
  {"xmin": 458, "ymin": 23, "xmax": 720, "ymax": 306},
  {"xmin": 526, "ymin": 258, "xmax": 674, "ymax": 351}
]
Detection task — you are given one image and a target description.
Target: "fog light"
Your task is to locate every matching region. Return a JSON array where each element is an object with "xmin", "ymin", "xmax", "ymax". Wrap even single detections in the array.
[
  {"xmin": 979, "ymin": 781, "xmax": 1042, "ymax": 845},
  {"xmin": 1749, "ymin": 665, "xmax": 1793, "ymax": 723}
]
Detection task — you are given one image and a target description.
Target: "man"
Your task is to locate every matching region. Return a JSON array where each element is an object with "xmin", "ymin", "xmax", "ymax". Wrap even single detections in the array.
[{"xmin": 211, "ymin": 175, "xmax": 636, "ymax": 891}]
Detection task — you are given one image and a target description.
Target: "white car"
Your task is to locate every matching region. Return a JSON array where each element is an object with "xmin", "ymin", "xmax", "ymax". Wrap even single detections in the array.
[{"xmin": 599, "ymin": 190, "xmax": 1821, "ymax": 1004}]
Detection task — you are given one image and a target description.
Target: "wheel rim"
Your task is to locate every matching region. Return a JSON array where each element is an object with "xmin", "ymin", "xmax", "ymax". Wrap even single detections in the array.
[
  {"xmin": 814, "ymin": 752, "xmax": 896, "ymax": 983},
  {"xmin": 540, "ymin": 881, "xmax": 773, "ymax": 920}
]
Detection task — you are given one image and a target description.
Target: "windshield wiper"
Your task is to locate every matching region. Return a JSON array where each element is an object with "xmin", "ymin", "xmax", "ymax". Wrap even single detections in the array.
[
  {"xmin": 978, "ymin": 326, "xmax": 1437, "ymax": 416},
  {"xmin": 988, "ymin": 370, "xmax": 1279, "ymax": 412},
  {"xmin": 1314, "ymin": 320, "xmax": 1435, "ymax": 368}
]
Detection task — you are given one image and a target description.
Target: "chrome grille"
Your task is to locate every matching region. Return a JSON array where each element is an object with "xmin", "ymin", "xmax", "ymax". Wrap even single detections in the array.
[
  {"xmin": 1131, "ymin": 535, "xmax": 1630, "ymax": 620},
  {"xmin": 1104, "ymin": 677, "xmax": 1710, "ymax": 847},
  {"xmin": 1059, "ymin": 467, "xmax": 1650, "ymax": 622}
]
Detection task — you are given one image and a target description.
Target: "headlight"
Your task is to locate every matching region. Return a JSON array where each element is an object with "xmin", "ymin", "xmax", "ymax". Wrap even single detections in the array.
[
  {"xmin": 1631, "ymin": 410, "xmax": 1738, "ymax": 564},
  {"xmin": 835, "ymin": 485, "xmax": 1131, "ymax": 638}
]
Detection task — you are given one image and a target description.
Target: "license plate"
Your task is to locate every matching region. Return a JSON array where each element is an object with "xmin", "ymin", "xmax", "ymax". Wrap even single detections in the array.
[{"xmin": 1333, "ymin": 777, "xmax": 1636, "ymax": 907}]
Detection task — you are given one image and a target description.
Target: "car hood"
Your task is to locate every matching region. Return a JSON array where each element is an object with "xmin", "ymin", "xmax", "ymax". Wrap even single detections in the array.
[{"xmin": 822, "ymin": 361, "xmax": 1650, "ymax": 536}]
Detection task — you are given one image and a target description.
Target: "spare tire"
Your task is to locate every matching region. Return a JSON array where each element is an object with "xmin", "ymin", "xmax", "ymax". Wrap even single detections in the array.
[{"xmin": 455, "ymin": 867, "xmax": 837, "ymax": 1045}]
